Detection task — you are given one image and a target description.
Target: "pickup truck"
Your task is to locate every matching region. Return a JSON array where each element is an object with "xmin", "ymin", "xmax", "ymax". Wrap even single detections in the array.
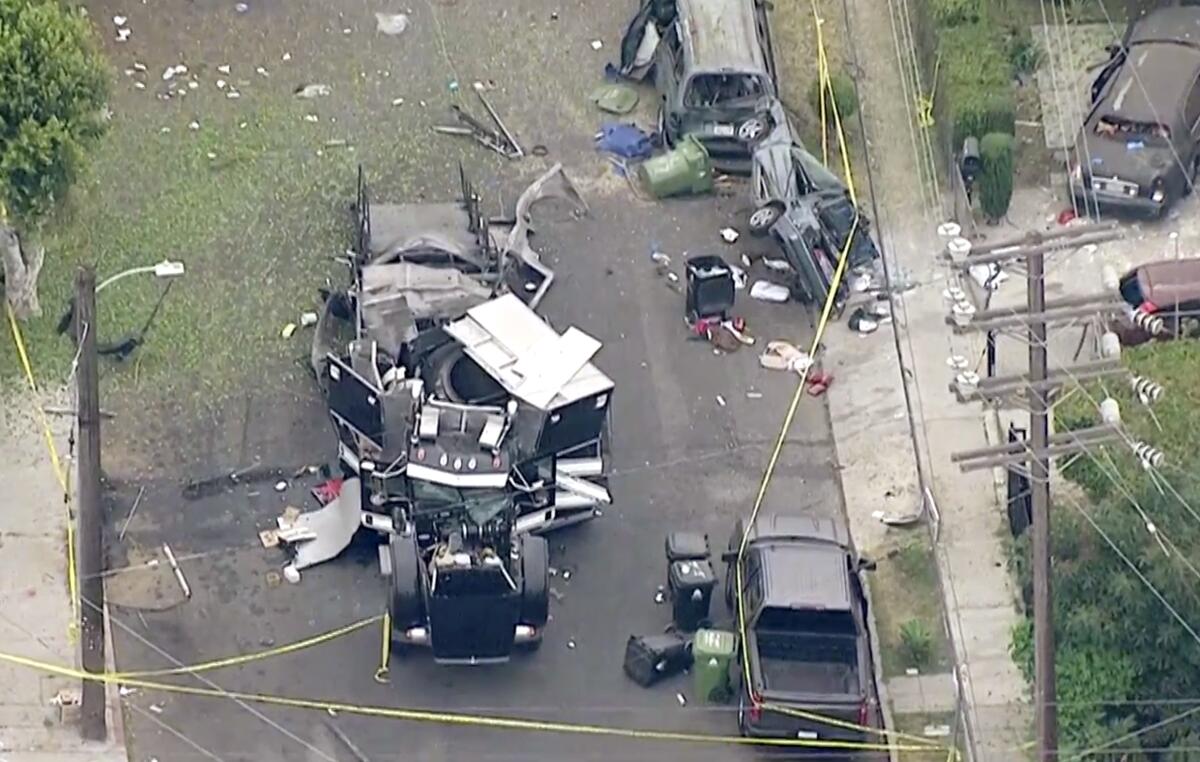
[{"xmin": 721, "ymin": 514, "xmax": 877, "ymax": 742}]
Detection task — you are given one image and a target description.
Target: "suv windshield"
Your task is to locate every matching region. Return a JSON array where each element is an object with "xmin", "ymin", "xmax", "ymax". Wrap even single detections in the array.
[
  {"xmin": 683, "ymin": 73, "xmax": 766, "ymax": 108},
  {"xmin": 1094, "ymin": 115, "xmax": 1170, "ymax": 146}
]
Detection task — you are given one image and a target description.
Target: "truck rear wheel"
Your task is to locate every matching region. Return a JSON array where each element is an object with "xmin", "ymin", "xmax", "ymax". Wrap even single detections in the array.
[
  {"xmin": 388, "ymin": 533, "xmax": 423, "ymax": 639},
  {"xmin": 520, "ymin": 535, "xmax": 550, "ymax": 629}
]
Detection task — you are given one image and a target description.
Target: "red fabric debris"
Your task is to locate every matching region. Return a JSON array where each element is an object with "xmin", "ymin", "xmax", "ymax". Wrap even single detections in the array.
[
  {"xmin": 806, "ymin": 370, "xmax": 834, "ymax": 396},
  {"xmin": 312, "ymin": 478, "xmax": 344, "ymax": 506},
  {"xmin": 1057, "ymin": 209, "xmax": 1077, "ymax": 226}
]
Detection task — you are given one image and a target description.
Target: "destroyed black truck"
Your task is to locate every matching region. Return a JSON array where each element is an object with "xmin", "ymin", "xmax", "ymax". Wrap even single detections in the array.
[
  {"xmin": 307, "ymin": 165, "xmax": 611, "ymax": 663},
  {"xmin": 722, "ymin": 515, "xmax": 877, "ymax": 742}
]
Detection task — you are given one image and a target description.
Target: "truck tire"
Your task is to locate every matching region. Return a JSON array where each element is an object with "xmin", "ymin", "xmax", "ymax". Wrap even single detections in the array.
[
  {"xmin": 388, "ymin": 534, "xmax": 423, "ymax": 634},
  {"xmin": 520, "ymin": 535, "xmax": 550, "ymax": 629}
]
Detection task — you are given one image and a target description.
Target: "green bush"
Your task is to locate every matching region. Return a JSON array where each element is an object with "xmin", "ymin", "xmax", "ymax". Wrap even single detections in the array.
[
  {"xmin": 898, "ymin": 619, "xmax": 933, "ymax": 669},
  {"xmin": 939, "ymin": 22, "xmax": 1016, "ymax": 145},
  {"xmin": 807, "ymin": 70, "xmax": 859, "ymax": 122},
  {"xmin": 978, "ymin": 132, "xmax": 1014, "ymax": 221},
  {"xmin": 1004, "ymin": 24, "xmax": 1042, "ymax": 78},
  {"xmin": 930, "ymin": 0, "xmax": 983, "ymax": 26}
]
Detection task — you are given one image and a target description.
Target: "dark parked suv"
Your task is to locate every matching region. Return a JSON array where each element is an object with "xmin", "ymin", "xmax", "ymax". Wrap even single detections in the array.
[
  {"xmin": 619, "ymin": 0, "xmax": 778, "ymax": 173},
  {"xmin": 1069, "ymin": 7, "xmax": 1200, "ymax": 217}
]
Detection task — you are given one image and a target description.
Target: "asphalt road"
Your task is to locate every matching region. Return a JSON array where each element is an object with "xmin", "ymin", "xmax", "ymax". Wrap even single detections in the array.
[{"xmin": 96, "ymin": 0, "xmax": 861, "ymax": 760}]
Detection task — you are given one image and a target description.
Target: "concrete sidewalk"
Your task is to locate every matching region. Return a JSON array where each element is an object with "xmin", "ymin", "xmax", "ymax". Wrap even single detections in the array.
[
  {"xmin": 0, "ymin": 387, "xmax": 126, "ymax": 762},
  {"xmin": 820, "ymin": 0, "xmax": 1032, "ymax": 759}
]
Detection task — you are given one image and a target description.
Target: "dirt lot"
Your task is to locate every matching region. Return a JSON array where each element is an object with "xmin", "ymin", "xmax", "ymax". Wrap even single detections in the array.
[{"xmin": 26, "ymin": 1, "xmax": 885, "ymax": 761}]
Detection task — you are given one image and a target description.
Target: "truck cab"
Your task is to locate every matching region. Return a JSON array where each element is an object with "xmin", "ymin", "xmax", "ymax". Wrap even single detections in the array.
[{"xmin": 723, "ymin": 514, "xmax": 876, "ymax": 741}]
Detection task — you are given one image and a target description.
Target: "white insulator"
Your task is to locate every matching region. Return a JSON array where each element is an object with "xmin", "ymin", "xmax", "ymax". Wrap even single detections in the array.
[
  {"xmin": 1102, "ymin": 264, "xmax": 1119, "ymax": 292},
  {"xmin": 1132, "ymin": 441, "xmax": 1165, "ymax": 469},
  {"xmin": 1099, "ymin": 397, "xmax": 1121, "ymax": 425},
  {"xmin": 1131, "ymin": 375, "xmax": 1164, "ymax": 404},
  {"xmin": 1100, "ymin": 331, "xmax": 1122, "ymax": 359},
  {"xmin": 947, "ymin": 237, "xmax": 972, "ymax": 264},
  {"xmin": 1132, "ymin": 307, "xmax": 1166, "ymax": 336},
  {"xmin": 952, "ymin": 301, "xmax": 976, "ymax": 327},
  {"xmin": 937, "ymin": 222, "xmax": 962, "ymax": 240},
  {"xmin": 956, "ymin": 371, "xmax": 980, "ymax": 389}
]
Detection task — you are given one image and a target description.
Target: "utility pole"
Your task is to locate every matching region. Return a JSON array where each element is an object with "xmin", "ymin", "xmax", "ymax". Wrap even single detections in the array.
[
  {"xmin": 75, "ymin": 265, "xmax": 106, "ymax": 742},
  {"xmin": 943, "ymin": 223, "xmax": 1127, "ymax": 762}
]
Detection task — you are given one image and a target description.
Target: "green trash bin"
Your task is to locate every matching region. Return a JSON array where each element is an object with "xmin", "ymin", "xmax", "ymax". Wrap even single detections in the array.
[
  {"xmin": 638, "ymin": 135, "xmax": 713, "ymax": 199},
  {"xmin": 693, "ymin": 628, "xmax": 736, "ymax": 703}
]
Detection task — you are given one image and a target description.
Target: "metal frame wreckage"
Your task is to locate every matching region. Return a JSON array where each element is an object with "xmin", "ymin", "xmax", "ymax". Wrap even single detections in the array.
[{"xmin": 294, "ymin": 163, "xmax": 612, "ymax": 663}]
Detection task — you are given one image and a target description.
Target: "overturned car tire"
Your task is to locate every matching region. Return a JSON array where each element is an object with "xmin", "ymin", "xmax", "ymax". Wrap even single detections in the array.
[{"xmin": 748, "ymin": 201, "xmax": 784, "ymax": 236}]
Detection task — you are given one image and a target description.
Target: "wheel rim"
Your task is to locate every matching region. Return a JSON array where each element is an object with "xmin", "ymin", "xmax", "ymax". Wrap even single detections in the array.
[
  {"xmin": 738, "ymin": 119, "xmax": 764, "ymax": 141},
  {"xmin": 750, "ymin": 208, "xmax": 775, "ymax": 228}
]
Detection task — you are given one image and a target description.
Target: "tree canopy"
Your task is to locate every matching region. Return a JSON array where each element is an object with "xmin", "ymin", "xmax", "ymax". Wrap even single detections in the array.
[{"xmin": 0, "ymin": 0, "xmax": 107, "ymax": 226}]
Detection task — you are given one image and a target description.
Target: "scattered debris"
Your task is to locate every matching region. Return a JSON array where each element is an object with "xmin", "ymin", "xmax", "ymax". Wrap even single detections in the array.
[
  {"xmin": 216, "ymin": 79, "xmax": 227, "ymax": 89},
  {"xmin": 282, "ymin": 323, "xmax": 298, "ymax": 340},
  {"xmin": 118, "ymin": 685, "xmax": 137, "ymax": 697},
  {"xmin": 806, "ymin": 370, "xmax": 833, "ymax": 396},
  {"xmin": 302, "ymin": 114, "xmax": 319, "ymax": 124},
  {"xmin": 188, "ymin": 120, "xmax": 200, "ymax": 131},
  {"xmin": 133, "ymin": 81, "xmax": 145, "ymax": 90},
  {"xmin": 594, "ymin": 122, "xmax": 653, "ymax": 160},
  {"xmin": 762, "ymin": 257, "xmax": 791, "ymax": 272},
  {"xmin": 472, "ymin": 83, "xmax": 524, "ymax": 157},
  {"xmin": 162, "ymin": 544, "xmax": 191, "ymax": 599},
  {"xmin": 923, "ymin": 724, "xmax": 952, "ymax": 738},
  {"xmin": 312, "ymin": 477, "xmax": 344, "ymax": 505},
  {"xmin": 148, "ymin": 703, "xmax": 164, "ymax": 714},
  {"xmin": 391, "ymin": 97, "xmax": 405, "ymax": 106},
  {"xmin": 749, "ymin": 281, "xmax": 789, "ymax": 303},
  {"xmin": 282, "ymin": 52, "xmax": 292, "ymax": 61},
  {"xmin": 117, "ymin": 485, "xmax": 146, "ymax": 542},
  {"xmin": 283, "ymin": 564, "xmax": 301, "ymax": 584},
  {"xmin": 730, "ymin": 264, "xmax": 747, "ymax": 290},
  {"xmin": 561, "ymin": 570, "xmax": 572, "ymax": 581},
  {"xmin": 375, "ymin": 12, "xmax": 409, "ymax": 35},
  {"xmin": 848, "ymin": 307, "xmax": 879, "ymax": 335},
  {"xmin": 715, "ymin": 395, "xmax": 726, "ymax": 407},
  {"xmin": 49, "ymin": 690, "xmax": 80, "ymax": 707},
  {"xmin": 589, "ymin": 83, "xmax": 639, "ymax": 115},
  {"xmin": 549, "ymin": 587, "xmax": 565, "ymax": 601},
  {"xmin": 113, "ymin": 14, "xmax": 127, "ymax": 25},
  {"xmin": 719, "ymin": 227, "xmax": 739, "ymax": 244},
  {"xmin": 434, "ymin": 93, "xmax": 522, "ymax": 158},
  {"xmin": 654, "ymin": 587, "xmax": 666, "ymax": 604},
  {"xmin": 255, "ymin": 66, "xmax": 269, "ymax": 77},
  {"xmin": 760, "ymin": 341, "xmax": 812, "ymax": 374},
  {"xmin": 295, "ymin": 83, "xmax": 331, "ymax": 99},
  {"xmin": 746, "ymin": 390, "xmax": 763, "ymax": 399},
  {"xmin": 300, "ymin": 311, "xmax": 319, "ymax": 327},
  {"xmin": 161, "ymin": 64, "xmax": 187, "ymax": 81},
  {"xmin": 567, "ymin": 639, "xmax": 577, "ymax": 649},
  {"xmin": 235, "ymin": 1, "xmax": 249, "ymax": 11},
  {"xmin": 226, "ymin": 91, "xmax": 241, "ymax": 100},
  {"xmin": 217, "ymin": 64, "xmax": 231, "ymax": 74},
  {"xmin": 590, "ymin": 39, "xmax": 603, "ymax": 50},
  {"xmin": 676, "ymin": 692, "xmax": 687, "ymax": 706}
]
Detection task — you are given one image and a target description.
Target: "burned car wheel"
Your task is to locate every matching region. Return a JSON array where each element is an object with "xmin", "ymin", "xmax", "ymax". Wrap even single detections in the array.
[
  {"xmin": 737, "ymin": 116, "xmax": 768, "ymax": 144},
  {"xmin": 748, "ymin": 201, "xmax": 784, "ymax": 236},
  {"xmin": 388, "ymin": 533, "xmax": 424, "ymax": 643}
]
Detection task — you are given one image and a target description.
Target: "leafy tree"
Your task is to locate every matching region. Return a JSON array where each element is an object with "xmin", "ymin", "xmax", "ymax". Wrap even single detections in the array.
[{"xmin": 0, "ymin": 0, "xmax": 107, "ymax": 319}]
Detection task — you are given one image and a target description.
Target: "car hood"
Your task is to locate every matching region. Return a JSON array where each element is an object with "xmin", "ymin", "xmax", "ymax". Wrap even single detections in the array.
[{"xmin": 1079, "ymin": 132, "xmax": 1176, "ymax": 184}]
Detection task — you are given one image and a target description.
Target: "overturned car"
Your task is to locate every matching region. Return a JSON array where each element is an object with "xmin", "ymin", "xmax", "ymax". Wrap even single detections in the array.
[
  {"xmin": 307, "ymin": 165, "xmax": 613, "ymax": 662},
  {"xmin": 748, "ymin": 134, "xmax": 881, "ymax": 310}
]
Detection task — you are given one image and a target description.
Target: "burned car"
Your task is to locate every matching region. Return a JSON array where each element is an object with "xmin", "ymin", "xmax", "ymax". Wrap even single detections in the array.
[
  {"xmin": 748, "ymin": 137, "xmax": 880, "ymax": 308},
  {"xmin": 303, "ymin": 164, "xmax": 614, "ymax": 663},
  {"xmin": 619, "ymin": 0, "xmax": 778, "ymax": 173},
  {"xmin": 1068, "ymin": 7, "xmax": 1200, "ymax": 218}
]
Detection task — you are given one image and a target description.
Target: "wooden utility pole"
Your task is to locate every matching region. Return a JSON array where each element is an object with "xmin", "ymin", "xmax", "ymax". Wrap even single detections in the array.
[
  {"xmin": 943, "ymin": 224, "xmax": 1127, "ymax": 762},
  {"xmin": 75, "ymin": 266, "xmax": 106, "ymax": 741},
  {"xmin": 1026, "ymin": 250, "xmax": 1057, "ymax": 759}
]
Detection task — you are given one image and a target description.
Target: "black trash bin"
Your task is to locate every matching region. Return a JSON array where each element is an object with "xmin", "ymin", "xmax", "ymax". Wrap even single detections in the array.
[
  {"xmin": 669, "ymin": 559, "xmax": 717, "ymax": 632},
  {"xmin": 685, "ymin": 255, "xmax": 735, "ymax": 323},
  {"xmin": 623, "ymin": 632, "xmax": 692, "ymax": 687},
  {"xmin": 665, "ymin": 531, "xmax": 710, "ymax": 562}
]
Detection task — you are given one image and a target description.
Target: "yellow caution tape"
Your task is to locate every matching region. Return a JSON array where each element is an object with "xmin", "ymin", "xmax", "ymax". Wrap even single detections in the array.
[
  {"xmin": 0, "ymin": 645, "xmax": 940, "ymax": 753},
  {"xmin": 6, "ymin": 303, "xmax": 78, "ymax": 643},
  {"xmin": 373, "ymin": 610, "xmax": 391, "ymax": 684},
  {"xmin": 110, "ymin": 615, "xmax": 381, "ymax": 679}
]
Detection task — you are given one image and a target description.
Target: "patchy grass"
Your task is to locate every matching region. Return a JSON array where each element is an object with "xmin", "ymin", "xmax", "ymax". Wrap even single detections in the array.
[
  {"xmin": 872, "ymin": 534, "xmax": 954, "ymax": 679},
  {"xmin": 892, "ymin": 711, "xmax": 966, "ymax": 762}
]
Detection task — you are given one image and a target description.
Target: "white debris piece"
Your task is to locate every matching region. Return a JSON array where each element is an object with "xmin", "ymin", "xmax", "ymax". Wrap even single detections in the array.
[
  {"xmin": 719, "ymin": 227, "xmax": 739, "ymax": 243},
  {"xmin": 116, "ymin": 27, "xmax": 131, "ymax": 42},
  {"xmin": 282, "ymin": 52, "xmax": 292, "ymax": 61},
  {"xmin": 255, "ymin": 66, "xmax": 269, "ymax": 77},
  {"xmin": 283, "ymin": 564, "xmax": 301, "ymax": 584},
  {"xmin": 216, "ymin": 79, "xmax": 227, "ymax": 89},
  {"xmin": 590, "ymin": 39, "xmax": 603, "ymax": 50},
  {"xmin": 749, "ymin": 280, "xmax": 789, "ymax": 303},
  {"xmin": 113, "ymin": 15, "xmax": 127, "ymax": 25},
  {"xmin": 303, "ymin": 114, "xmax": 319, "ymax": 123},
  {"xmin": 374, "ymin": 12, "xmax": 409, "ymax": 35},
  {"xmin": 217, "ymin": 64, "xmax": 231, "ymax": 74},
  {"xmin": 188, "ymin": 120, "xmax": 200, "ymax": 131},
  {"xmin": 295, "ymin": 83, "xmax": 331, "ymax": 99}
]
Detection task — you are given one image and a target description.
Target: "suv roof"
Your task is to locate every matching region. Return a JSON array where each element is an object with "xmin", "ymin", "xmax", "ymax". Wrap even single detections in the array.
[
  {"xmin": 678, "ymin": 0, "xmax": 768, "ymax": 75},
  {"xmin": 1123, "ymin": 258, "xmax": 1200, "ymax": 308},
  {"xmin": 1127, "ymin": 7, "xmax": 1200, "ymax": 48}
]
